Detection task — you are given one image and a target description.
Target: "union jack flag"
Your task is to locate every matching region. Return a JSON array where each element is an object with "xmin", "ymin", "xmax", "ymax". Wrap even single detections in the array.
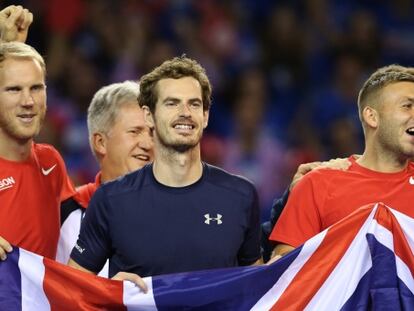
[{"xmin": 0, "ymin": 202, "xmax": 413, "ymax": 310}]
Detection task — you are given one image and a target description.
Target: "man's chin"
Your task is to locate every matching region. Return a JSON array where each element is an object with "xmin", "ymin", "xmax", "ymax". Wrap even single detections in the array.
[{"xmin": 170, "ymin": 143, "xmax": 197, "ymax": 153}]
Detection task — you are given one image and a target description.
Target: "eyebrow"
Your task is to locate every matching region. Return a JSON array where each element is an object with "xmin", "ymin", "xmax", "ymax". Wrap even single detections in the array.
[
  {"xmin": 163, "ymin": 97, "xmax": 202, "ymax": 103},
  {"xmin": 163, "ymin": 97, "xmax": 180, "ymax": 103}
]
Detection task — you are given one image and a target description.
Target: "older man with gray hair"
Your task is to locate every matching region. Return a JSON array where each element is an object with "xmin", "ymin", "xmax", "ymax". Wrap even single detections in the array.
[{"xmin": 57, "ymin": 80, "xmax": 153, "ymax": 266}]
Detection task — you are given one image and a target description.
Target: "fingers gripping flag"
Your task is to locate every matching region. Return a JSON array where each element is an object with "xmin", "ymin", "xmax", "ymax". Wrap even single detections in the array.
[{"xmin": 0, "ymin": 203, "xmax": 413, "ymax": 310}]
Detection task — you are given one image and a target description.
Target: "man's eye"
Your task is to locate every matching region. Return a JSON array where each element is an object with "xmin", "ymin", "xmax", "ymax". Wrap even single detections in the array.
[
  {"xmin": 6, "ymin": 87, "xmax": 20, "ymax": 92},
  {"xmin": 32, "ymin": 85, "xmax": 45, "ymax": 91}
]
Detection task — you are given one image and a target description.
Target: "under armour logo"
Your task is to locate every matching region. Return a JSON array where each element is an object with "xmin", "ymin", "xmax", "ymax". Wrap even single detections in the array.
[{"xmin": 204, "ymin": 213, "xmax": 223, "ymax": 225}]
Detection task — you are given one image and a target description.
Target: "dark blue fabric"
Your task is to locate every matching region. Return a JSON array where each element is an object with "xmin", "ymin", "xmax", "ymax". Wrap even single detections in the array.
[
  {"xmin": 261, "ymin": 188, "xmax": 290, "ymax": 262},
  {"xmin": 71, "ymin": 163, "xmax": 260, "ymax": 278},
  {"xmin": 0, "ymin": 248, "xmax": 21, "ymax": 310},
  {"xmin": 153, "ymin": 245, "xmax": 302, "ymax": 311},
  {"xmin": 341, "ymin": 234, "xmax": 414, "ymax": 311}
]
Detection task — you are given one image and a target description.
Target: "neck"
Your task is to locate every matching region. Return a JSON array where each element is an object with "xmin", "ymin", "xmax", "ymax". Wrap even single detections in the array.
[
  {"xmin": 100, "ymin": 170, "xmax": 112, "ymax": 183},
  {"xmin": 0, "ymin": 134, "xmax": 32, "ymax": 162},
  {"xmin": 357, "ymin": 143, "xmax": 409, "ymax": 173},
  {"xmin": 153, "ymin": 142, "xmax": 203, "ymax": 187},
  {"xmin": 99, "ymin": 158, "xmax": 119, "ymax": 183}
]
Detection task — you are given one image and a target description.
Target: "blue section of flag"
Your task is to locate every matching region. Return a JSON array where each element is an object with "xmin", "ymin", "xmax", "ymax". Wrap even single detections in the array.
[
  {"xmin": 0, "ymin": 248, "xmax": 21, "ymax": 310},
  {"xmin": 152, "ymin": 246, "xmax": 303, "ymax": 310},
  {"xmin": 342, "ymin": 234, "xmax": 414, "ymax": 311}
]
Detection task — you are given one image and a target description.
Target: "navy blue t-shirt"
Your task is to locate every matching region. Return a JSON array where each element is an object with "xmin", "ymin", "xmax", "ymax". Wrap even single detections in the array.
[{"xmin": 71, "ymin": 163, "xmax": 260, "ymax": 277}]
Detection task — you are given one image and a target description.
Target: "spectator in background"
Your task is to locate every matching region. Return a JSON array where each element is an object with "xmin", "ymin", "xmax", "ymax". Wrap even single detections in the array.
[
  {"xmin": 309, "ymin": 52, "xmax": 365, "ymax": 158},
  {"xmin": 222, "ymin": 67, "xmax": 287, "ymax": 217}
]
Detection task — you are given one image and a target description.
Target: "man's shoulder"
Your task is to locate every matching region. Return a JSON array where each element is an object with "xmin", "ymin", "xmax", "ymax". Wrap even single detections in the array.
[
  {"xmin": 75, "ymin": 181, "xmax": 99, "ymax": 208},
  {"xmin": 33, "ymin": 142, "xmax": 61, "ymax": 158},
  {"xmin": 99, "ymin": 164, "xmax": 151, "ymax": 197},
  {"xmin": 205, "ymin": 163, "xmax": 257, "ymax": 197},
  {"xmin": 32, "ymin": 142, "xmax": 65, "ymax": 167}
]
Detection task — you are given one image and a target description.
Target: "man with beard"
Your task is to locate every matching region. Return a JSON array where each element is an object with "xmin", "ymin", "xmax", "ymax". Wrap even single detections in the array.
[
  {"xmin": 270, "ymin": 64, "xmax": 414, "ymax": 259},
  {"xmin": 0, "ymin": 41, "xmax": 75, "ymax": 260},
  {"xmin": 69, "ymin": 56, "xmax": 261, "ymax": 290}
]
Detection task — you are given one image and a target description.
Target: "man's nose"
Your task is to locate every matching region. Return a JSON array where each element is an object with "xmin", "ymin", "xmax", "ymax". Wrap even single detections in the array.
[
  {"xmin": 139, "ymin": 132, "xmax": 153, "ymax": 151},
  {"xmin": 21, "ymin": 90, "xmax": 35, "ymax": 107}
]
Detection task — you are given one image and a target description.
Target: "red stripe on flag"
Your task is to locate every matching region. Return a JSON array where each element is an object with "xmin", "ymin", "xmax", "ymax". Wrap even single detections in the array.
[
  {"xmin": 374, "ymin": 204, "xmax": 414, "ymax": 278},
  {"xmin": 270, "ymin": 204, "xmax": 375, "ymax": 311},
  {"xmin": 43, "ymin": 258, "xmax": 126, "ymax": 311}
]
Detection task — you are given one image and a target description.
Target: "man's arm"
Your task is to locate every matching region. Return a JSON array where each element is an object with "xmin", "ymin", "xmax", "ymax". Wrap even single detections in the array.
[
  {"xmin": 266, "ymin": 244, "xmax": 295, "ymax": 264},
  {"xmin": 68, "ymin": 258, "xmax": 148, "ymax": 292},
  {"xmin": 0, "ymin": 5, "xmax": 33, "ymax": 43}
]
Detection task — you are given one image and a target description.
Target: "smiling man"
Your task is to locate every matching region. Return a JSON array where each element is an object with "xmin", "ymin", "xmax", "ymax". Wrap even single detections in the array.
[
  {"xmin": 68, "ymin": 56, "xmax": 261, "ymax": 288},
  {"xmin": 270, "ymin": 65, "xmax": 414, "ymax": 258},
  {"xmin": 0, "ymin": 42, "xmax": 75, "ymax": 260}
]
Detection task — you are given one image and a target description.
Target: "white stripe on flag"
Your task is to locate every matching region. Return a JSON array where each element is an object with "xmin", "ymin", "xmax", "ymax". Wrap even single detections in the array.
[
  {"xmin": 250, "ymin": 230, "xmax": 327, "ymax": 310},
  {"xmin": 18, "ymin": 249, "xmax": 50, "ymax": 311},
  {"xmin": 123, "ymin": 276, "xmax": 157, "ymax": 310},
  {"xmin": 304, "ymin": 207, "xmax": 377, "ymax": 310},
  {"xmin": 390, "ymin": 208, "xmax": 414, "ymax": 256}
]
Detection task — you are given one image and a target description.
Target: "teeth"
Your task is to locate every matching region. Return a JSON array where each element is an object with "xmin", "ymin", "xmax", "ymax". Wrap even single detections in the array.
[
  {"xmin": 174, "ymin": 124, "xmax": 192, "ymax": 129},
  {"xmin": 134, "ymin": 155, "xmax": 150, "ymax": 161},
  {"xmin": 18, "ymin": 115, "xmax": 35, "ymax": 122},
  {"xmin": 406, "ymin": 128, "xmax": 414, "ymax": 136}
]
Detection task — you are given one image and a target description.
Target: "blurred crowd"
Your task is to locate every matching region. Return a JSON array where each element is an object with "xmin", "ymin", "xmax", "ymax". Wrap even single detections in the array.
[{"xmin": 8, "ymin": 0, "xmax": 414, "ymax": 219}]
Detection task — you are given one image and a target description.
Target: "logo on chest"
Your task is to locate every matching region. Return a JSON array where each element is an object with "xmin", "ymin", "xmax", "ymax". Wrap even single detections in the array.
[
  {"xmin": 0, "ymin": 176, "xmax": 15, "ymax": 192},
  {"xmin": 204, "ymin": 213, "xmax": 223, "ymax": 225}
]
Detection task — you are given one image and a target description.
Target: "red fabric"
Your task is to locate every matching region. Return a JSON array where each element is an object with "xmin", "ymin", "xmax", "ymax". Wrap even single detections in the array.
[
  {"xmin": 0, "ymin": 143, "xmax": 76, "ymax": 259},
  {"xmin": 43, "ymin": 257, "xmax": 125, "ymax": 311},
  {"xmin": 270, "ymin": 156, "xmax": 414, "ymax": 247},
  {"xmin": 270, "ymin": 205, "xmax": 373, "ymax": 310},
  {"xmin": 73, "ymin": 172, "xmax": 101, "ymax": 208}
]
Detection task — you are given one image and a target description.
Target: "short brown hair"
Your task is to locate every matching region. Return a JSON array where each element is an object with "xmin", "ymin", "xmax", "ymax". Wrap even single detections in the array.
[
  {"xmin": 358, "ymin": 64, "xmax": 414, "ymax": 124},
  {"xmin": 0, "ymin": 42, "xmax": 46, "ymax": 75},
  {"xmin": 138, "ymin": 56, "xmax": 212, "ymax": 113}
]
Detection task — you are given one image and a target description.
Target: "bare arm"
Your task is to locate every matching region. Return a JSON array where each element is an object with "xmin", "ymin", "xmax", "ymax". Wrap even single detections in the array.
[
  {"xmin": 251, "ymin": 257, "xmax": 264, "ymax": 266},
  {"xmin": 0, "ymin": 236, "xmax": 12, "ymax": 260},
  {"xmin": 68, "ymin": 258, "xmax": 148, "ymax": 293},
  {"xmin": 0, "ymin": 5, "xmax": 33, "ymax": 43}
]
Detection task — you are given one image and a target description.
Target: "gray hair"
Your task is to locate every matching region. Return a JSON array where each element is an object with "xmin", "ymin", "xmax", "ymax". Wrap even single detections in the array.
[
  {"xmin": 87, "ymin": 80, "xmax": 140, "ymax": 156},
  {"xmin": 0, "ymin": 41, "xmax": 46, "ymax": 75}
]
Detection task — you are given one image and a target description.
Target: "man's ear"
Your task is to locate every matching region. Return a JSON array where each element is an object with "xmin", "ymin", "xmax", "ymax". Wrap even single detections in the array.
[
  {"xmin": 203, "ymin": 109, "xmax": 209, "ymax": 129},
  {"xmin": 142, "ymin": 106, "xmax": 155, "ymax": 129},
  {"xmin": 362, "ymin": 106, "xmax": 379, "ymax": 129},
  {"xmin": 92, "ymin": 132, "xmax": 107, "ymax": 157}
]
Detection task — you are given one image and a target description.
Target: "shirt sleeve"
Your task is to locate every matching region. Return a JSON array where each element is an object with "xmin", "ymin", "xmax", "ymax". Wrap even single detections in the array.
[
  {"xmin": 237, "ymin": 186, "xmax": 261, "ymax": 265},
  {"xmin": 70, "ymin": 187, "xmax": 111, "ymax": 273},
  {"xmin": 269, "ymin": 172, "xmax": 326, "ymax": 248}
]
